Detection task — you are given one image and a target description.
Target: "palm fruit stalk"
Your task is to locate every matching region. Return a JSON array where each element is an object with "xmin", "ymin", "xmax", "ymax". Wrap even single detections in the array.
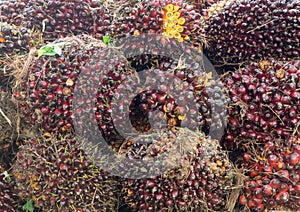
[
  {"xmin": 14, "ymin": 35, "xmax": 133, "ymax": 135},
  {"xmin": 12, "ymin": 133, "xmax": 119, "ymax": 211},
  {"xmin": 0, "ymin": 164, "xmax": 21, "ymax": 211},
  {"xmin": 221, "ymin": 59, "xmax": 300, "ymax": 149},
  {"xmin": 0, "ymin": 0, "xmax": 111, "ymax": 41},
  {"xmin": 119, "ymin": 128, "xmax": 235, "ymax": 211},
  {"xmin": 239, "ymin": 136, "xmax": 300, "ymax": 211},
  {"xmin": 204, "ymin": 0, "xmax": 300, "ymax": 69}
]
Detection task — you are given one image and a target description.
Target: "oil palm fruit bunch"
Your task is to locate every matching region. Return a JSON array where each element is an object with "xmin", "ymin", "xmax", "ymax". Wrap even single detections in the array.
[
  {"xmin": 15, "ymin": 35, "xmax": 132, "ymax": 135},
  {"xmin": 12, "ymin": 133, "xmax": 119, "ymax": 211},
  {"xmin": 221, "ymin": 59, "xmax": 300, "ymax": 149},
  {"xmin": 0, "ymin": 165, "xmax": 20, "ymax": 212},
  {"xmin": 96, "ymin": 45, "xmax": 226, "ymax": 151},
  {"xmin": 109, "ymin": 0, "xmax": 205, "ymax": 48},
  {"xmin": 239, "ymin": 136, "xmax": 300, "ymax": 211},
  {"xmin": 120, "ymin": 128, "xmax": 235, "ymax": 211},
  {"xmin": 0, "ymin": 22, "xmax": 32, "ymax": 58},
  {"xmin": 120, "ymin": 33, "xmax": 227, "ymax": 136},
  {"xmin": 0, "ymin": 0, "xmax": 111, "ymax": 41},
  {"xmin": 204, "ymin": 0, "xmax": 300, "ymax": 68},
  {"xmin": 93, "ymin": 62, "xmax": 181, "ymax": 148}
]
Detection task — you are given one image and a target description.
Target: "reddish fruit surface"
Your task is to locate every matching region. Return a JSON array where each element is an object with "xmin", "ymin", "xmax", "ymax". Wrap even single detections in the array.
[
  {"xmin": 204, "ymin": 0, "xmax": 300, "ymax": 66},
  {"xmin": 240, "ymin": 137, "xmax": 300, "ymax": 210},
  {"xmin": 222, "ymin": 59, "xmax": 300, "ymax": 149}
]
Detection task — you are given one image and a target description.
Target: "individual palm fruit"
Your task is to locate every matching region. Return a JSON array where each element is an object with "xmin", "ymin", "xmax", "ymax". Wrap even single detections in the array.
[
  {"xmin": 0, "ymin": 22, "xmax": 32, "ymax": 58},
  {"xmin": 239, "ymin": 137, "xmax": 300, "ymax": 211},
  {"xmin": 221, "ymin": 59, "xmax": 300, "ymax": 149},
  {"xmin": 15, "ymin": 35, "xmax": 132, "ymax": 135},
  {"xmin": 204, "ymin": 0, "xmax": 300, "ymax": 68},
  {"xmin": 0, "ymin": 0, "xmax": 111, "ymax": 41},
  {"xmin": 120, "ymin": 128, "xmax": 235, "ymax": 211},
  {"xmin": 12, "ymin": 133, "xmax": 119, "ymax": 211},
  {"xmin": 0, "ymin": 165, "xmax": 20, "ymax": 212}
]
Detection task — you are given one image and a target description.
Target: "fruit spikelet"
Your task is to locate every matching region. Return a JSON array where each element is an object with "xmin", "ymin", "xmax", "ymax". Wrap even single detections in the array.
[{"xmin": 163, "ymin": 3, "xmax": 187, "ymax": 42}]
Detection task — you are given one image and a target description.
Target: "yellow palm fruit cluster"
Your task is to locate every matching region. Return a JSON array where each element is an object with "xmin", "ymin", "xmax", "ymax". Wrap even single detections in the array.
[{"xmin": 163, "ymin": 4, "xmax": 188, "ymax": 42}]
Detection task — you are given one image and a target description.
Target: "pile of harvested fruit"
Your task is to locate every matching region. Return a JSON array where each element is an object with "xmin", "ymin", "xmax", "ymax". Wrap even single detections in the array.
[{"xmin": 0, "ymin": 0, "xmax": 299, "ymax": 211}]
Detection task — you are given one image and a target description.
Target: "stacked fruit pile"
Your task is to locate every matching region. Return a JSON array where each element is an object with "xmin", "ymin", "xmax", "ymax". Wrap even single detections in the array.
[{"xmin": 0, "ymin": 0, "xmax": 299, "ymax": 211}]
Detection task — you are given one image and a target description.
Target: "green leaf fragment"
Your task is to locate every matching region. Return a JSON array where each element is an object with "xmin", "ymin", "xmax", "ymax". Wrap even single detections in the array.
[
  {"xmin": 140, "ymin": 167, "xmax": 148, "ymax": 173},
  {"xmin": 54, "ymin": 44, "xmax": 62, "ymax": 56},
  {"xmin": 38, "ymin": 42, "xmax": 65, "ymax": 57},
  {"xmin": 292, "ymin": 76, "xmax": 295, "ymax": 84},
  {"xmin": 102, "ymin": 35, "xmax": 111, "ymax": 45},
  {"xmin": 2, "ymin": 171, "xmax": 11, "ymax": 182},
  {"xmin": 22, "ymin": 200, "xmax": 34, "ymax": 212}
]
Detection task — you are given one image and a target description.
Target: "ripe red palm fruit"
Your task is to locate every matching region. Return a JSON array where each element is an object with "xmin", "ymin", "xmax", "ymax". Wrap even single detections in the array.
[
  {"xmin": 240, "ymin": 137, "xmax": 300, "ymax": 211},
  {"xmin": 204, "ymin": 0, "xmax": 300, "ymax": 68},
  {"xmin": 120, "ymin": 128, "xmax": 235, "ymax": 211},
  {"xmin": 12, "ymin": 133, "xmax": 119, "ymax": 211},
  {"xmin": 222, "ymin": 59, "xmax": 300, "ymax": 149}
]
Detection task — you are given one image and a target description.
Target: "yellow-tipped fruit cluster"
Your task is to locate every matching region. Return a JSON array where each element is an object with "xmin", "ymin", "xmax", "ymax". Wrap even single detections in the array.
[{"xmin": 163, "ymin": 4, "xmax": 188, "ymax": 42}]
